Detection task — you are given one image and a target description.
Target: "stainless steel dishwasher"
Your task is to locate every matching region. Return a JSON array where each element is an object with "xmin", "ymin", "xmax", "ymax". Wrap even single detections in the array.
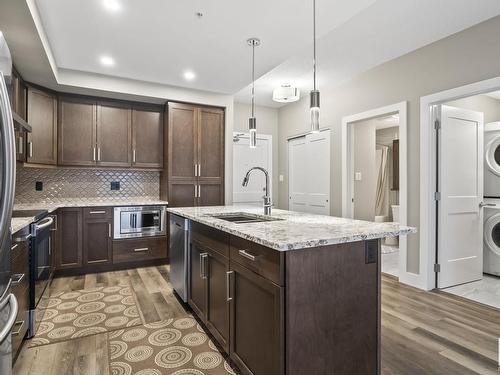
[{"xmin": 169, "ymin": 214, "xmax": 190, "ymax": 303}]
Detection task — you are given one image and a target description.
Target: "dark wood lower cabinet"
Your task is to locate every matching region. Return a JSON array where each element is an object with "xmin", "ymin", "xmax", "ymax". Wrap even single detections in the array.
[
  {"xmin": 229, "ymin": 261, "xmax": 284, "ymax": 375},
  {"xmin": 188, "ymin": 240, "xmax": 208, "ymax": 320},
  {"xmin": 56, "ymin": 208, "xmax": 83, "ymax": 270},
  {"xmin": 83, "ymin": 218, "xmax": 112, "ymax": 265}
]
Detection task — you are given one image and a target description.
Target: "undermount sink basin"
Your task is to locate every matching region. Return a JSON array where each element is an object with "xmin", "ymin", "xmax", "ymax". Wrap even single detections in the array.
[{"xmin": 207, "ymin": 213, "xmax": 282, "ymax": 224}]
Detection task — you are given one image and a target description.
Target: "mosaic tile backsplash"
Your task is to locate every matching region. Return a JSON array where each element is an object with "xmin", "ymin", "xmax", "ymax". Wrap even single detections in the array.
[{"xmin": 15, "ymin": 167, "xmax": 160, "ymax": 204}]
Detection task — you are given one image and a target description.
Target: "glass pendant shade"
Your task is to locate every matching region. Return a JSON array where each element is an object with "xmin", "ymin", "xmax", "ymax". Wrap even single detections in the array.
[
  {"xmin": 249, "ymin": 117, "xmax": 257, "ymax": 148},
  {"xmin": 310, "ymin": 90, "xmax": 320, "ymax": 133}
]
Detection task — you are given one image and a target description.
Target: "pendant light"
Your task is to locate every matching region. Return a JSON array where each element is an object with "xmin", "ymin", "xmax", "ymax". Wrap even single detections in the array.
[
  {"xmin": 247, "ymin": 37, "xmax": 260, "ymax": 148},
  {"xmin": 310, "ymin": 0, "xmax": 320, "ymax": 133}
]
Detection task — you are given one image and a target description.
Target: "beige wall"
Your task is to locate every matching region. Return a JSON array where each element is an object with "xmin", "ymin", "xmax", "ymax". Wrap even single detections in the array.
[
  {"xmin": 233, "ymin": 102, "xmax": 279, "ymax": 204},
  {"xmin": 447, "ymin": 94, "xmax": 500, "ymax": 124},
  {"xmin": 353, "ymin": 120, "xmax": 377, "ymax": 221},
  {"xmin": 277, "ymin": 15, "xmax": 500, "ymax": 274}
]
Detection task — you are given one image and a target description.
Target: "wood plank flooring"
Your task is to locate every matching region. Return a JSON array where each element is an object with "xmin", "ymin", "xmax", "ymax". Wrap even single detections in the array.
[{"xmin": 13, "ymin": 268, "xmax": 500, "ymax": 375}]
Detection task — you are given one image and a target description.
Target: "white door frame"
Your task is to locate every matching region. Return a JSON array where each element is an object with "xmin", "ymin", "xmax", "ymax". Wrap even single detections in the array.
[
  {"xmin": 341, "ymin": 102, "xmax": 410, "ymax": 285},
  {"xmin": 232, "ymin": 132, "xmax": 273, "ymax": 203},
  {"xmin": 420, "ymin": 76, "xmax": 500, "ymax": 291}
]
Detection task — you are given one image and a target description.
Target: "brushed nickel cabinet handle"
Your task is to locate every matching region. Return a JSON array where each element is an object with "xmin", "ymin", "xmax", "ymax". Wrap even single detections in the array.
[
  {"xmin": 133, "ymin": 149, "xmax": 136, "ymax": 163},
  {"xmin": 238, "ymin": 249, "xmax": 257, "ymax": 261},
  {"xmin": 198, "ymin": 185, "xmax": 201, "ymax": 199},
  {"xmin": 194, "ymin": 164, "xmax": 197, "ymax": 177},
  {"xmin": 198, "ymin": 164, "xmax": 201, "ymax": 177},
  {"xmin": 10, "ymin": 244, "xmax": 18, "ymax": 251},
  {"xmin": 28, "ymin": 141, "xmax": 33, "ymax": 157},
  {"xmin": 17, "ymin": 136, "xmax": 23, "ymax": 154},
  {"xmin": 108, "ymin": 223, "xmax": 111, "ymax": 238},
  {"xmin": 11, "ymin": 273, "xmax": 24, "ymax": 285},
  {"xmin": 97, "ymin": 147, "xmax": 101, "ymax": 161},
  {"xmin": 200, "ymin": 253, "xmax": 208, "ymax": 279},
  {"xmin": 226, "ymin": 271, "xmax": 233, "ymax": 302},
  {"xmin": 133, "ymin": 247, "xmax": 149, "ymax": 252},
  {"xmin": 93, "ymin": 147, "xmax": 96, "ymax": 161},
  {"xmin": 89, "ymin": 210, "xmax": 106, "ymax": 215}
]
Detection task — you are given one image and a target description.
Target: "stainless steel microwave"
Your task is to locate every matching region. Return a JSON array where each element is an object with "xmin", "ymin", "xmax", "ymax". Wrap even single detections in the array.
[{"xmin": 113, "ymin": 206, "xmax": 166, "ymax": 239}]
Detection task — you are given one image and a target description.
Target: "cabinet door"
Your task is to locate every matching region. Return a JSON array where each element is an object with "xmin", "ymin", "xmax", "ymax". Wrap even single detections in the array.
[
  {"xmin": 230, "ymin": 261, "xmax": 284, "ymax": 375},
  {"xmin": 96, "ymin": 103, "xmax": 131, "ymax": 167},
  {"xmin": 56, "ymin": 208, "xmax": 83, "ymax": 269},
  {"xmin": 198, "ymin": 182, "xmax": 224, "ymax": 206},
  {"xmin": 168, "ymin": 103, "xmax": 197, "ymax": 179},
  {"xmin": 169, "ymin": 182, "xmax": 197, "ymax": 208},
  {"xmin": 205, "ymin": 248, "xmax": 230, "ymax": 353},
  {"xmin": 189, "ymin": 240, "xmax": 208, "ymax": 320},
  {"xmin": 83, "ymin": 218, "xmax": 112, "ymax": 265},
  {"xmin": 198, "ymin": 107, "xmax": 224, "ymax": 180},
  {"xmin": 27, "ymin": 87, "xmax": 57, "ymax": 165},
  {"xmin": 58, "ymin": 97, "xmax": 96, "ymax": 166},
  {"xmin": 132, "ymin": 108, "xmax": 163, "ymax": 168}
]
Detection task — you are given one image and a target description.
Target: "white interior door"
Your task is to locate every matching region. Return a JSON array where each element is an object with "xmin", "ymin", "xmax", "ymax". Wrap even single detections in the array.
[
  {"xmin": 438, "ymin": 105, "xmax": 484, "ymax": 289},
  {"xmin": 288, "ymin": 130, "xmax": 330, "ymax": 215},
  {"xmin": 233, "ymin": 133, "xmax": 272, "ymax": 205}
]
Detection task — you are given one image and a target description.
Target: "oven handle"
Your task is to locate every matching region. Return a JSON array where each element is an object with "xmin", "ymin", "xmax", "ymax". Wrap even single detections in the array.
[{"xmin": 34, "ymin": 216, "xmax": 54, "ymax": 232}]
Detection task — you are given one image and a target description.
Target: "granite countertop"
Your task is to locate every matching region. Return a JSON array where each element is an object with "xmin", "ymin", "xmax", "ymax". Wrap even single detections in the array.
[
  {"xmin": 11, "ymin": 198, "xmax": 169, "ymax": 234},
  {"xmin": 167, "ymin": 206, "xmax": 417, "ymax": 251}
]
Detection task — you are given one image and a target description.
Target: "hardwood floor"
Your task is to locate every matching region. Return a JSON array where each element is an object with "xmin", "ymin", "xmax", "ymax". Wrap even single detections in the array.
[{"xmin": 13, "ymin": 267, "xmax": 500, "ymax": 375}]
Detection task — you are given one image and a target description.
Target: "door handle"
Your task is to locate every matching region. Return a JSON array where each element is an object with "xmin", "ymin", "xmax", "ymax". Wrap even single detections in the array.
[
  {"xmin": 133, "ymin": 149, "xmax": 136, "ymax": 163},
  {"xmin": 238, "ymin": 249, "xmax": 257, "ymax": 261},
  {"xmin": 479, "ymin": 202, "xmax": 496, "ymax": 208},
  {"xmin": 194, "ymin": 164, "xmax": 197, "ymax": 177},
  {"xmin": 97, "ymin": 147, "xmax": 101, "ymax": 161},
  {"xmin": 198, "ymin": 164, "xmax": 201, "ymax": 177},
  {"xmin": 200, "ymin": 253, "xmax": 208, "ymax": 279},
  {"xmin": 108, "ymin": 223, "xmax": 112, "ymax": 238},
  {"xmin": 93, "ymin": 146, "xmax": 96, "ymax": 161},
  {"xmin": 133, "ymin": 247, "xmax": 149, "ymax": 252},
  {"xmin": 89, "ymin": 210, "xmax": 106, "ymax": 215},
  {"xmin": 11, "ymin": 273, "xmax": 25, "ymax": 285},
  {"xmin": 28, "ymin": 141, "xmax": 33, "ymax": 157},
  {"xmin": 226, "ymin": 271, "xmax": 233, "ymax": 302}
]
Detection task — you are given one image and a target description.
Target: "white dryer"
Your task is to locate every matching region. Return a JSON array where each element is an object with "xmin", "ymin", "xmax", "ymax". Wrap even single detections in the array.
[
  {"xmin": 483, "ymin": 198, "xmax": 500, "ymax": 276},
  {"xmin": 484, "ymin": 122, "xmax": 500, "ymax": 198}
]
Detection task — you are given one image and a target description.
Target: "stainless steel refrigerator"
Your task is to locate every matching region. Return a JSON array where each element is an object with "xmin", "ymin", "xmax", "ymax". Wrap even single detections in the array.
[{"xmin": 0, "ymin": 32, "xmax": 19, "ymax": 375}]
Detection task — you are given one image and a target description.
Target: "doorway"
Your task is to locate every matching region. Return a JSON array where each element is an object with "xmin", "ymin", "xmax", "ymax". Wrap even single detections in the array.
[
  {"xmin": 288, "ymin": 130, "xmax": 330, "ymax": 215},
  {"xmin": 232, "ymin": 132, "xmax": 272, "ymax": 206},
  {"xmin": 342, "ymin": 102, "xmax": 409, "ymax": 283}
]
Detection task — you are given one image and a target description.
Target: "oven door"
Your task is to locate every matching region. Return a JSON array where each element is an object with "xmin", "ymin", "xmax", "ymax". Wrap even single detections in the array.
[
  {"xmin": 31, "ymin": 216, "xmax": 54, "ymax": 308},
  {"xmin": 119, "ymin": 209, "xmax": 162, "ymax": 237}
]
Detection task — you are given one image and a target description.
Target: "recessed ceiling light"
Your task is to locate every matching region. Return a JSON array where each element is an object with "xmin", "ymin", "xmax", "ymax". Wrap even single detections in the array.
[
  {"xmin": 184, "ymin": 71, "xmax": 196, "ymax": 81},
  {"xmin": 99, "ymin": 55, "xmax": 115, "ymax": 67},
  {"xmin": 103, "ymin": 0, "xmax": 122, "ymax": 12}
]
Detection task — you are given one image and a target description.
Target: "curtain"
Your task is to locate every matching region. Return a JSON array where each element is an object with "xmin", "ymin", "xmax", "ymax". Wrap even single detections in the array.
[{"xmin": 375, "ymin": 146, "xmax": 389, "ymax": 216}]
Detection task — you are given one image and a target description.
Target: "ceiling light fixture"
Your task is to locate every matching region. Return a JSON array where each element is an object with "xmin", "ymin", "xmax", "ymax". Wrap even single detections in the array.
[
  {"xmin": 99, "ymin": 55, "xmax": 115, "ymax": 67},
  {"xmin": 310, "ymin": 0, "xmax": 320, "ymax": 133},
  {"xmin": 273, "ymin": 85, "xmax": 300, "ymax": 103},
  {"xmin": 183, "ymin": 70, "xmax": 196, "ymax": 81},
  {"xmin": 102, "ymin": 0, "xmax": 122, "ymax": 12},
  {"xmin": 247, "ymin": 37, "xmax": 260, "ymax": 149}
]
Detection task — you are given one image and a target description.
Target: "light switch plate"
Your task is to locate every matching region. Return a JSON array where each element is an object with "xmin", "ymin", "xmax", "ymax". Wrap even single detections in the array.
[
  {"xmin": 355, "ymin": 172, "xmax": 362, "ymax": 181},
  {"xmin": 279, "ymin": 174, "xmax": 284, "ymax": 182}
]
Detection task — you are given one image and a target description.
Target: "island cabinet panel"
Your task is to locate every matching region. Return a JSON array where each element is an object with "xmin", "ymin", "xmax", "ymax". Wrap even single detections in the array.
[
  {"xmin": 96, "ymin": 102, "xmax": 132, "ymax": 167},
  {"xmin": 229, "ymin": 260, "xmax": 284, "ymax": 375},
  {"xmin": 189, "ymin": 239, "xmax": 208, "ymax": 320},
  {"xmin": 26, "ymin": 86, "xmax": 58, "ymax": 165},
  {"xmin": 132, "ymin": 108, "xmax": 163, "ymax": 168},
  {"xmin": 58, "ymin": 97, "xmax": 97, "ymax": 166},
  {"xmin": 285, "ymin": 240, "xmax": 380, "ymax": 375},
  {"xmin": 191, "ymin": 221, "xmax": 229, "ymax": 257},
  {"xmin": 56, "ymin": 208, "xmax": 83, "ymax": 269}
]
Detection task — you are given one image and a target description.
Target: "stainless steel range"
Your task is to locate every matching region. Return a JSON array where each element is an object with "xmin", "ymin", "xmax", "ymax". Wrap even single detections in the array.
[{"xmin": 113, "ymin": 206, "xmax": 166, "ymax": 239}]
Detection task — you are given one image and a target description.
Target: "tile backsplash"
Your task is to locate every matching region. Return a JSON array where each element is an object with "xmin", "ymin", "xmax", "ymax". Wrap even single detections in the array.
[{"xmin": 15, "ymin": 166, "xmax": 160, "ymax": 204}]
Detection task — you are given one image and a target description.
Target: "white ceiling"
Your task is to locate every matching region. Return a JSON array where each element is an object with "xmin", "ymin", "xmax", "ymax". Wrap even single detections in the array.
[
  {"xmin": 34, "ymin": 0, "xmax": 375, "ymax": 94},
  {"xmin": 485, "ymin": 90, "xmax": 500, "ymax": 101}
]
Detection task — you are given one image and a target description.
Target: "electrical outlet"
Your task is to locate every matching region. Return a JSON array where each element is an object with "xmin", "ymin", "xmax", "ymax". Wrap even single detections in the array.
[
  {"xmin": 35, "ymin": 181, "xmax": 43, "ymax": 191},
  {"xmin": 110, "ymin": 181, "xmax": 120, "ymax": 191}
]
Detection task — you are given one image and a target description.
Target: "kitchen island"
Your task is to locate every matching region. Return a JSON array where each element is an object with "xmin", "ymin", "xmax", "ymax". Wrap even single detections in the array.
[{"xmin": 167, "ymin": 206, "xmax": 416, "ymax": 375}]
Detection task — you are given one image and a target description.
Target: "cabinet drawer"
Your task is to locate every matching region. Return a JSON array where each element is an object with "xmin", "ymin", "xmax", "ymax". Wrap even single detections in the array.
[
  {"xmin": 11, "ymin": 287, "xmax": 29, "ymax": 360},
  {"xmin": 113, "ymin": 236, "xmax": 167, "ymax": 264},
  {"xmin": 192, "ymin": 222, "xmax": 229, "ymax": 257},
  {"xmin": 230, "ymin": 236, "xmax": 284, "ymax": 286},
  {"xmin": 11, "ymin": 241, "xmax": 29, "ymax": 276},
  {"xmin": 83, "ymin": 207, "xmax": 112, "ymax": 219}
]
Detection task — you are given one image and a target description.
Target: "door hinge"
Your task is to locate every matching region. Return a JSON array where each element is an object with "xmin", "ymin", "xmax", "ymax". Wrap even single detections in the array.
[
  {"xmin": 434, "ymin": 119, "xmax": 441, "ymax": 130},
  {"xmin": 434, "ymin": 263, "xmax": 441, "ymax": 273},
  {"xmin": 434, "ymin": 192, "xmax": 441, "ymax": 201}
]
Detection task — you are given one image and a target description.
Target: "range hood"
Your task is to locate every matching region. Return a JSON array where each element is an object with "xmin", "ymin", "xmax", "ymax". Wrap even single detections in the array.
[{"xmin": 13, "ymin": 112, "xmax": 31, "ymax": 132}]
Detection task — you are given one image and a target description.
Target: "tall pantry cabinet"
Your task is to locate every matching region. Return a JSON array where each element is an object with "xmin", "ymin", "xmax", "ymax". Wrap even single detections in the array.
[{"xmin": 162, "ymin": 102, "xmax": 225, "ymax": 207}]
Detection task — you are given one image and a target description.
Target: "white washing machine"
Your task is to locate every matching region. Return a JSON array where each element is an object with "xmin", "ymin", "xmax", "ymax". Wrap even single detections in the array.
[
  {"xmin": 484, "ymin": 122, "xmax": 500, "ymax": 198},
  {"xmin": 483, "ymin": 198, "xmax": 500, "ymax": 276}
]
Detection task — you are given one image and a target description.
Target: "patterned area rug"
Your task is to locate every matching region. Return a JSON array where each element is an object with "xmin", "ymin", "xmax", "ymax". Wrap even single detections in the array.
[
  {"xmin": 28, "ymin": 284, "xmax": 142, "ymax": 347},
  {"xmin": 109, "ymin": 317, "xmax": 237, "ymax": 375}
]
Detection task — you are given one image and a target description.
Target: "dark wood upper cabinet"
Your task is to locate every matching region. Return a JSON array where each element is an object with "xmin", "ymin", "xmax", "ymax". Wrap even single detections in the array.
[
  {"xmin": 26, "ymin": 87, "xmax": 57, "ymax": 165},
  {"xmin": 58, "ymin": 97, "xmax": 96, "ymax": 166},
  {"xmin": 9, "ymin": 68, "xmax": 26, "ymax": 120},
  {"xmin": 56, "ymin": 208, "xmax": 83, "ymax": 270},
  {"xmin": 164, "ymin": 102, "xmax": 225, "ymax": 206},
  {"xmin": 168, "ymin": 103, "xmax": 197, "ymax": 180},
  {"xmin": 132, "ymin": 108, "xmax": 163, "ymax": 168},
  {"xmin": 96, "ymin": 102, "xmax": 132, "ymax": 167}
]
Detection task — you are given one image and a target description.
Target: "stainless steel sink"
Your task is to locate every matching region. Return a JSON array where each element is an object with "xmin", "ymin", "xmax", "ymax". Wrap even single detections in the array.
[{"xmin": 207, "ymin": 213, "xmax": 282, "ymax": 224}]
